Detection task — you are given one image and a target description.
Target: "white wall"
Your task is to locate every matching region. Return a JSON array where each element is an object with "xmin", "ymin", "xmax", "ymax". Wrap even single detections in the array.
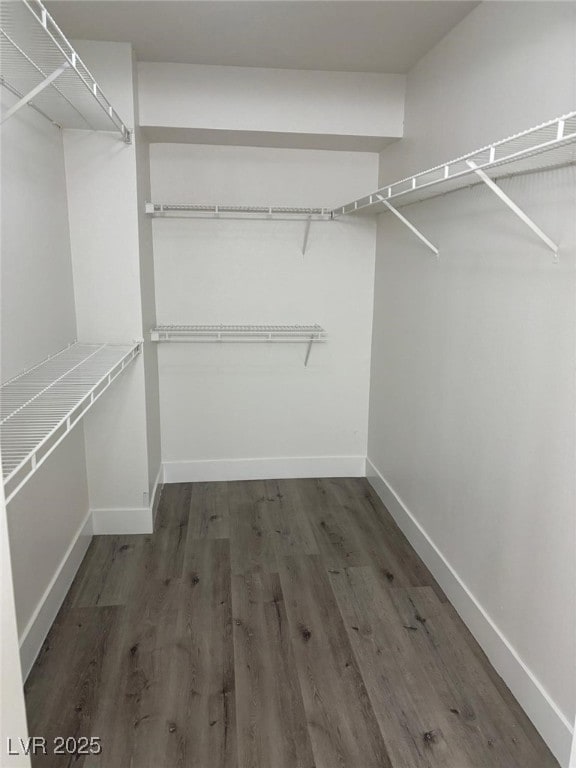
[
  {"xmin": 135, "ymin": 129, "xmax": 162, "ymax": 500},
  {"xmin": 0, "ymin": 91, "xmax": 77, "ymax": 381},
  {"xmin": 377, "ymin": 1, "xmax": 576, "ymax": 182},
  {"xmin": 133, "ymin": 56, "xmax": 162, "ymax": 501},
  {"xmin": 8, "ymin": 432, "xmax": 92, "ymax": 677},
  {"xmin": 138, "ymin": 63, "xmax": 405, "ymax": 151},
  {"xmin": 0, "ymin": 89, "xmax": 92, "ymax": 676},
  {"xmin": 64, "ymin": 41, "xmax": 157, "ymax": 528},
  {"xmin": 368, "ymin": 3, "xmax": 576, "ymax": 766},
  {"xmin": 150, "ymin": 144, "xmax": 377, "ymax": 480}
]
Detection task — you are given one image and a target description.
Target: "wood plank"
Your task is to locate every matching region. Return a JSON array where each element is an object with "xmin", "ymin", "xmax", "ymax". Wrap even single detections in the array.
[
  {"xmin": 442, "ymin": 601, "xmax": 560, "ymax": 768},
  {"xmin": 102, "ymin": 540, "xmax": 236, "ymax": 768},
  {"xmin": 85, "ymin": 575, "xmax": 182, "ymax": 768},
  {"xmin": 175, "ymin": 538, "xmax": 236, "ymax": 768},
  {"xmin": 261, "ymin": 479, "xmax": 319, "ymax": 557},
  {"xmin": 145, "ymin": 482, "xmax": 191, "ymax": 579},
  {"xmin": 228, "ymin": 480, "xmax": 277, "ymax": 575},
  {"xmin": 292, "ymin": 479, "xmax": 366, "ymax": 568},
  {"xmin": 328, "ymin": 566, "xmax": 474, "ymax": 767},
  {"xmin": 232, "ymin": 569, "xmax": 315, "ymax": 768},
  {"xmin": 360, "ymin": 478, "xmax": 448, "ymax": 600},
  {"xmin": 327, "ymin": 478, "xmax": 447, "ymax": 599},
  {"xmin": 25, "ymin": 606, "xmax": 122, "ymax": 768},
  {"xmin": 71, "ymin": 534, "xmax": 149, "ymax": 607},
  {"xmin": 188, "ymin": 481, "xmax": 230, "ymax": 539},
  {"xmin": 389, "ymin": 587, "xmax": 558, "ymax": 768},
  {"xmin": 278, "ymin": 554, "xmax": 392, "ymax": 768}
]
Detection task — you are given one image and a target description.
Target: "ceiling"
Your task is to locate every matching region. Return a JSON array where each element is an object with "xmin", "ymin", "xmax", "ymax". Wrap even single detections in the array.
[{"xmin": 46, "ymin": 1, "xmax": 479, "ymax": 74}]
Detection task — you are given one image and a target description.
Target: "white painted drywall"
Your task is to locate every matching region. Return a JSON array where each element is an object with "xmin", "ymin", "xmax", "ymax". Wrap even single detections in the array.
[
  {"xmin": 63, "ymin": 41, "xmax": 154, "ymax": 519},
  {"xmin": 135, "ymin": 133, "xmax": 162, "ymax": 499},
  {"xmin": 7, "ymin": 430, "xmax": 90, "ymax": 636},
  {"xmin": 138, "ymin": 63, "xmax": 405, "ymax": 150},
  {"xmin": 0, "ymin": 453, "xmax": 30, "ymax": 767},
  {"xmin": 368, "ymin": 3, "xmax": 576, "ymax": 765},
  {"xmin": 150, "ymin": 144, "xmax": 377, "ymax": 476},
  {"xmin": 0, "ymin": 89, "xmax": 91, "ymax": 675},
  {"xmin": 377, "ymin": 1, "xmax": 576, "ymax": 182},
  {"xmin": 133, "ymin": 56, "xmax": 162, "ymax": 500},
  {"xmin": 0, "ymin": 90, "xmax": 77, "ymax": 381}
]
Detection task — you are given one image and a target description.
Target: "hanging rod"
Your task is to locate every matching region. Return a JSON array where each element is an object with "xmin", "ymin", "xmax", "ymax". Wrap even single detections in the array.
[
  {"xmin": 150, "ymin": 325, "xmax": 327, "ymax": 366},
  {"xmin": 0, "ymin": 0, "xmax": 131, "ymax": 141},
  {"xmin": 332, "ymin": 112, "xmax": 576, "ymax": 217}
]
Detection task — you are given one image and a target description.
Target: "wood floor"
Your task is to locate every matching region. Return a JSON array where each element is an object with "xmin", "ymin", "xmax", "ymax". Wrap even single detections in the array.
[{"xmin": 25, "ymin": 478, "xmax": 559, "ymax": 768}]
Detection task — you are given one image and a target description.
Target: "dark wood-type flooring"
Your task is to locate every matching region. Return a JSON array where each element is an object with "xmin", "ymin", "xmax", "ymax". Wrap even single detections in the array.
[{"xmin": 25, "ymin": 478, "xmax": 559, "ymax": 767}]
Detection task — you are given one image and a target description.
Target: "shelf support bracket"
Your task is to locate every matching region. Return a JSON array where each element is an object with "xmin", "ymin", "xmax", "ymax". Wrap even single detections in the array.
[
  {"xmin": 1, "ymin": 62, "xmax": 70, "ymax": 124},
  {"xmin": 302, "ymin": 215, "xmax": 312, "ymax": 255},
  {"xmin": 377, "ymin": 196, "xmax": 439, "ymax": 256},
  {"xmin": 466, "ymin": 161, "xmax": 559, "ymax": 262},
  {"xmin": 304, "ymin": 336, "xmax": 314, "ymax": 367}
]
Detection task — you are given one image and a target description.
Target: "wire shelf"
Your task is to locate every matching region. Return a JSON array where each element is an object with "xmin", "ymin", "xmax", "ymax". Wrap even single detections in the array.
[
  {"xmin": 145, "ymin": 203, "xmax": 333, "ymax": 221},
  {"xmin": 151, "ymin": 324, "xmax": 326, "ymax": 341},
  {"xmin": 0, "ymin": 342, "xmax": 141, "ymax": 503},
  {"xmin": 332, "ymin": 112, "xmax": 576, "ymax": 216},
  {"xmin": 0, "ymin": 0, "xmax": 131, "ymax": 141},
  {"xmin": 150, "ymin": 325, "xmax": 326, "ymax": 366}
]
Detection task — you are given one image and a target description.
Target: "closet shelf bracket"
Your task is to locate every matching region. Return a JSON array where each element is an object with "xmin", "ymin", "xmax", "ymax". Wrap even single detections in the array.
[
  {"xmin": 304, "ymin": 336, "xmax": 315, "ymax": 366},
  {"xmin": 466, "ymin": 161, "xmax": 559, "ymax": 262},
  {"xmin": 0, "ymin": 61, "xmax": 69, "ymax": 124},
  {"xmin": 302, "ymin": 216, "xmax": 312, "ymax": 256},
  {"xmin": 376, "ymin": 196, "xmax": 439, "ymax": 256},
  {"xmin": 150, "ymin": 325, "xmax": 327, "ymax": 367},
  {"xmin": 145, "ymin": 203, "xmax": 332, "ymax": 254}
]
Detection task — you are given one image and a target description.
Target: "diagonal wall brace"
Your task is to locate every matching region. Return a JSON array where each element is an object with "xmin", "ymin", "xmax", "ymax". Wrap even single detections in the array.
[
  {"xmin": 304, "ymin": 338, "xmax": 313, "ymax": 366},
  {"xmin": 1, "ymin": 62, "xmax": 70, "ymax": 124},
  {"xmin": 466, "ymin": 161, "xmax": 559, "ymax": 262},
  {"xmin": 302, "ymin": 215, "xmax": 312, "ymax": 256},
  {"xmin": 304, "ymin": 335, "xmax": 316, "ymax": 367},
  {"xmin": 376, "ymin": 195, "xmax": 439, "ymax": 256}
]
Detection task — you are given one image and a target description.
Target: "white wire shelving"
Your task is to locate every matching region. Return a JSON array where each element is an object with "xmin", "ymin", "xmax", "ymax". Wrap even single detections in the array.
[
  {"xmin": 145, "ymin": 203, "xmax": 332, "ymax": 221},
  {"xmin": 0, "ymin": 0, "xmax": 131, "ymax": 142},
  {"xmin": 0, "ymin": 342, "xmax": 141, "ymax": 503},
  {"xmin": 150, "ymin": 324, "xmax": 326, "ymax": 366},
  {"xmin": 145, "ymin": 204, "xmax": 333, "ymax": 254},
  {"xmin": 331, "ymin": 112, "xmax": 576, "ymax": 260},
  {"xmin": 145, "ymin": 114, "xmax": 575, "ymax": 259}
]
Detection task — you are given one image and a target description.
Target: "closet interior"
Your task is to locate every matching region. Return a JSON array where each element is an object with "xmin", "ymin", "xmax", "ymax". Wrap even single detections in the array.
[{"xmin": 1, "ymin": 1, "xmax": 575, "ymax": 766}]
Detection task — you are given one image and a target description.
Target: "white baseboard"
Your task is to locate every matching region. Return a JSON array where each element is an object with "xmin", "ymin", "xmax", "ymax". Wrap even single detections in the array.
[
  {"xmin": 163, "ymin": 455, "xmax": 366, "ymax": 484},
  {"xmin": 366, "ymin": 458, "xmax": 573, "ymax": 768},
  {"xmin": 19, "ymin": 510, "xmax": 93, "ymax": 680},
  {"xmin": 91, "ymin": 506, "xmax": 153, "ymax": 535},
  {"xmin": 151, "ymin": 464, "xmax": 164, "ymax": 526}
]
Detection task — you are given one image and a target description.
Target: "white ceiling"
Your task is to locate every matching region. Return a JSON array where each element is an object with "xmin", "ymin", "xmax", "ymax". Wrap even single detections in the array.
[{"xmin": 46, "ymin": 1, "xmax": 479, "ymax": 74}]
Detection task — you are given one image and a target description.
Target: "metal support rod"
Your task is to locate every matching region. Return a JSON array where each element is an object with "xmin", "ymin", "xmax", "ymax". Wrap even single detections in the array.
[
  {"xmin": 466, "ymin": 161, "xmax": 559, "ymax": 260},
  {"xmin": 1, "ymin": 62, "xmax": 70, "ymax": 124},
  {"xmin": 304, "ymin": 337, "xmax": 314, "ymax": 367},
  {"xmin": 302, "ymin": 216, "xmax": 312, "ymax": 255},
  {"xmin": 377, "ymin": 196, "xmax": 439, "ymax": 256}
]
